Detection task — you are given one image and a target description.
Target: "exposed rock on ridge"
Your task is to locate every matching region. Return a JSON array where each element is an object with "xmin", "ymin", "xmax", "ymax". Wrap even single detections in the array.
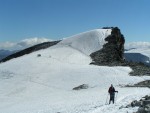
[
  {"xmin": 90, "ymin": 27, "xmax": 150, "ymax": 76},
  {"xmin": 0, "ymin": 41, "xmax": 60, "ymax": 63},
  {"xmin": 90, "ymin": 27, "xmax": 125, "ymax": 65}
]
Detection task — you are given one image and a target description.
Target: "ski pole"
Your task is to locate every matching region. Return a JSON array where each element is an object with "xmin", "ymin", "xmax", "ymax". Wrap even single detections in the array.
[
  {"xmin": 115, "ymin": 92, "xmax": 118, "ymax": 103},
  {"xmin": 105, "ymin": 93, "xmax": 109, "ymax": 105}
]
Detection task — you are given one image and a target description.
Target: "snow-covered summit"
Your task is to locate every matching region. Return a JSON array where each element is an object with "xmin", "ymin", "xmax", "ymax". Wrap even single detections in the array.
[{"xmin": 58, "ymin": 29, "xmax": 112, "ymax": 55}]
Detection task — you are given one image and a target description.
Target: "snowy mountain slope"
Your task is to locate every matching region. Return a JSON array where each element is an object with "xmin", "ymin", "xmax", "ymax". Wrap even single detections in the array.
[
  {"xmin": 59, "ymin": 29, "xmax": 112, "ymax": 55},
  {"xmin": 0, "ymin": 29, "xmax": 150, "ymax": 113},
  {"xmin": 0, "ymin": 47, "xmax": 150, "ymax": 113},
  {"xmin": 125, "ymin": 42, "xmax": 150, "ymax": 65}
]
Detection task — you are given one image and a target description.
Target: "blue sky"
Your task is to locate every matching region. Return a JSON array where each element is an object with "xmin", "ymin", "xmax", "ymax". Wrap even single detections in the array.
[{"xmin": 0, "ymin": 0, "xmax": 150, "ymax": 43}]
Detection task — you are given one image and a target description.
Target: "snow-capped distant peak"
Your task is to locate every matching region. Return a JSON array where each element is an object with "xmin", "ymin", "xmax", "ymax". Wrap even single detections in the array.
[{"xmin": 58, "ymin": 29, "xmax": 112, "ymax": 55}]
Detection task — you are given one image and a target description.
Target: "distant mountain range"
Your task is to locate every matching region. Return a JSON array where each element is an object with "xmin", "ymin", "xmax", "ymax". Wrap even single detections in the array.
[
  {"xmin": 0, "ymin": 38, "xmax": 53, "ymax": 60},
  {"xmin": 124, "ymin": 42, "xmax": 150, "ymax": 66},
  {"xmin": 0, "ymin": 41, "xmax": 60, "ymax": 62},
  {"xmin": 0, "ymin": 49, "xmax": 18, "ymax": 60}
]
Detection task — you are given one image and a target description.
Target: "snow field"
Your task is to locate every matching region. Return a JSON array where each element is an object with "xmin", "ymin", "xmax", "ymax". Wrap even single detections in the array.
[
  {"xmin": 0, "ymin": 29, "xmax": 150, "ymax": 113},
  {"xmin": 0, "ymin": 47, "xmax": 150, "ymax": 113},
  {"xmin": 59, "ymin": 29, "xmax": 112, "ymax": 55}
]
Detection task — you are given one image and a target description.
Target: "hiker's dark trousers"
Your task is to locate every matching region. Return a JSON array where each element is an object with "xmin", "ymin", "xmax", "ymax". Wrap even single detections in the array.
[{"xmin": 109, "ymin": 94, "xmax": 115, "ymax": 104}]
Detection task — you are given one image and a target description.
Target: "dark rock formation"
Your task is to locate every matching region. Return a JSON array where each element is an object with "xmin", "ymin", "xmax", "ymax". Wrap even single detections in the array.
[
  {"xmin": 90, "ymin": 27, "xmax": 150, "ymax": 76},
  {"xmin": 126, "ymin": 80, "xmax": 150, "ymax": 88},
  {"xmin": 122, "ymin": 95, "xmax": 150, "ymax": 113},
  {"xmin": 90, "ymin": 27, "xmax": 125, "ymax": 65},
  {"xmin": 128, "ymin": 62, "xmax": 150, "ymax": 76},
  {"xmin": 0, "ymin": 50, "xmax": 18, "ymax": 60},
  {"xmin": 119, "ymin": 61, "xmax": 150, "ymax": 76},
  {"xmin": 0, "ymin": 41, "xmax": 60, "ymax": 63},
  {"xmin": 37, "ymin": 54, "xmax": 41, "ymax": 57},
  {"xmin": 73, "ymin": 84, "xmax": 89, "ymax": 90}
]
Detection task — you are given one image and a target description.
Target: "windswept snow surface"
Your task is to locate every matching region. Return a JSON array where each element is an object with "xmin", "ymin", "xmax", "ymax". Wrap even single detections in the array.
[
  {"xmin": 59, "ymin": 29, "xmax": 112, "ymax": 55},
  {"xmin": 0, "ymin": 30, "xmax": 150, "ymax": 113}
]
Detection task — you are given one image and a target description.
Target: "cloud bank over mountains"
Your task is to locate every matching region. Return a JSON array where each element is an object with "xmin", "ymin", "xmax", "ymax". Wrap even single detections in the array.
[
  {"xmin": 1, "ymin": 37, "xmax": 149, "ymax": 51},
  {"xmin": 0, "ymin": 37, "xmax": 52, "ymax": 50},
  {"xmin": 125, "ymin": 42, "xmax": 150, "ymax": 49}
]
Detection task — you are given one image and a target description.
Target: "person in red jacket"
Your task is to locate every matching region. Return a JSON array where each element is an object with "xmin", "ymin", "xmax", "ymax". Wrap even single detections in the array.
[{"xmin": 108, "ymin": 84, "xmax": 118, "ymax": 104}]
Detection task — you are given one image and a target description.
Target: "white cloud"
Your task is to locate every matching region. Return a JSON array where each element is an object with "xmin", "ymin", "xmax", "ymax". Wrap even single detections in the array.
[
  {"xmin": 0, "ymin": 37, "xmax": 52, "ymax": 50},
  {"xmin": 0, "ymin": 42, "xmax": 16, "ymax": 50},
  {"xmin": 125, "ymin": 42, "xmax": 150, "ymax": 49},
  {"xmin": 17, "ymin": 37, "xmax": 52, "ymax": 48}
]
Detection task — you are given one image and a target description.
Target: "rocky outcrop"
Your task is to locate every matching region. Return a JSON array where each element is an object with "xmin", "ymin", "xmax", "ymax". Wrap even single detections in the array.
[
  {"xmin": 73, "ymin": 84, "xmax": 89, "ymax": 90},
  {"xmin": 0, "ymin": 41, "xmax": 60, "ymax": 63},
  {"xmin": 120, "ymin": 95, "xmax": 150, "ymax": 113},
  {"xmin": 90, "ymin": 27, "xmax": 150, "ymax": 76},
  {"xmin": 128, "ymin": 62, "xmax": 150, "ymax": 76},
  {"xmin": 90, "ymin": 27, "xmax": 125, "ymax": 65},
  {"xmin": 126, "ymin": 80, "xmax": 150, "ymax": 88}
]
